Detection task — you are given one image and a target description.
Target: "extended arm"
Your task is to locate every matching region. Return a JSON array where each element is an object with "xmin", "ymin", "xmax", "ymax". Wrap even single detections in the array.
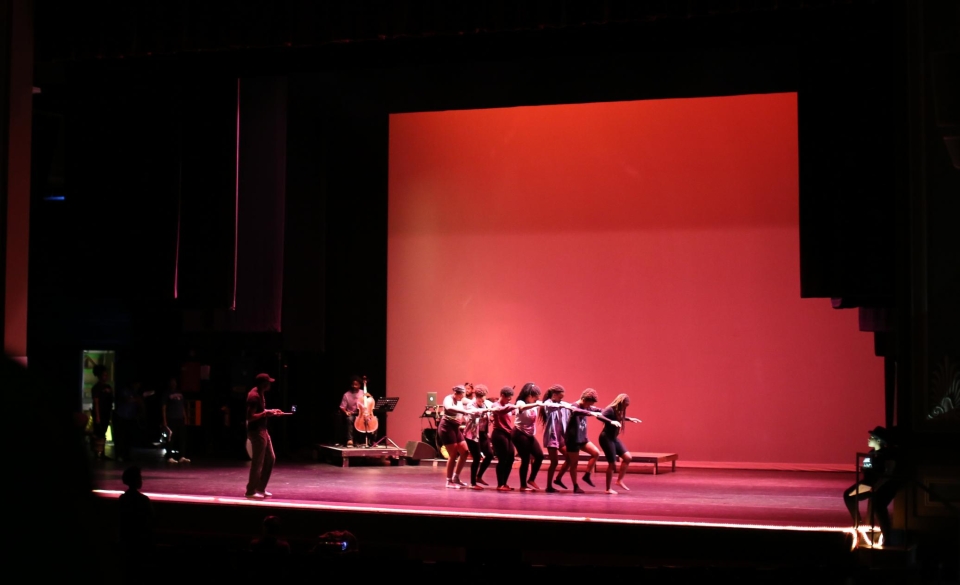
[
  {"xmin": 247, "ymin": 404, "xmax": 279, "ymax": 423},
  {"xmin": 442, "ymin": 397, "xmax": 470, "ymax": 416},
  {"xmin": 597, "ymin": 414, "xmax": 621, "ymax": 427},
  {"xmin": 565, "ymin": 404, "xmax": 614, "ymax": 424}
]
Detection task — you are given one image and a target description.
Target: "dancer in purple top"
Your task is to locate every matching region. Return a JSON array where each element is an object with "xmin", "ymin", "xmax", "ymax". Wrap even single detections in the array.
[{"xmin": 538, "ymin": 384, "xmax": 574, "ymax": 492}]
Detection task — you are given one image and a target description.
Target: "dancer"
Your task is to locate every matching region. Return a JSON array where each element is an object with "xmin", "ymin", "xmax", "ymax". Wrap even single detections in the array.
[
  {"xmin": 513, "ymin": 383, "xmax": 545, "ymax": 491},
  {"xmin": 564, "ymin": 388, "xmax": 619, "ymax": 493},
  {"xmin": 463, "ymin": 385, "xmax": 494, "ymax": 489},
  {"xmin": 598, "ymin": 394, "xmax": 642, "ymax": 494},
  {"xmin": 539, "ymin": 384, "xmax": 573, "ymax": 492},
  {"xmin": 473, "ymin": 385, "xmax": 495, "ymax": 486},
  {"xmin": 438, "ymin": 385, "xmax": 471, "ymax": 489},
  {"xmin": 489, "ymin": 386, "xmax": 540, "ymax": 491}
]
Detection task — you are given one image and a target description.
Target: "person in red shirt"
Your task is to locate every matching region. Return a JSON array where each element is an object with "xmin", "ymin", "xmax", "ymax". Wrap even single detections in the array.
[{"xmin": 489, "ymin": 386, "xmax": 541, "ymax": 491}]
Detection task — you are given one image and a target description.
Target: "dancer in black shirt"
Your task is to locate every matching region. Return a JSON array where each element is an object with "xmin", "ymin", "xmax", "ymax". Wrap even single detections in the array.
[
  {"xmin": 563, "ymin": 389, "xmax": 618, "ymax": 493},
  {"xmin": 598, "ymin": 394, "xmax": 642, "ymax": 494}
]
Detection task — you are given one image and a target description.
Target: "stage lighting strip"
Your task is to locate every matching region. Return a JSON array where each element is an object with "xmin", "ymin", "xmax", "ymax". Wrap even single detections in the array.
[{"xmin": 93, "ymin": 489, "xmax": 863, "ymax": 536}]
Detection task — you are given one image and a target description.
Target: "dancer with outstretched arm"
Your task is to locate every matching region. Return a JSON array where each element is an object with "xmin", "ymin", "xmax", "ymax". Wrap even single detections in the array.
[
  {"xmin": 563, "ymin": 388, "xmax": 619, "ymax": 493},
  {"xmin": 462, "ymin": 385, "xmax": 494, "ymax": 489},
  {"xmin": 513, "ymin": 383, "xmax": 545, "ymax": 491},
  {"xmin": 538, "ymin": 384, "xmax": 574, "ymax": 492},
  {"xmin": 598, "ymin": 393, "xmax": 642, "ymax": 494},
  {"xmin": 438, "ymin": 385, "xmax": 471, "ymax": 489},
  {"xmin": 489, "ymin": 386, "xmax": 540, "ymax": 491}
]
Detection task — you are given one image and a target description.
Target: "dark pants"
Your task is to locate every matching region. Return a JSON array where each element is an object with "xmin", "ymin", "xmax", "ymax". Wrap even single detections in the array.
[
  {"xmin": 246, "ymin": 429, "xmax": 275, "ymax": 495},
  {"xmin": 844, "ymin": 480, "xmax": 899, "ymax": 538},
  {"xmin": 512, "ymin": 428, "xmax": 544, "ymax": 488},
  {"xmin": 478, "ymin": 431, "xmax": 493, "ymax": 481},
  {"xmin": 92, "ymin": 412, "xmax": 111, "ymax": 454},
  {"xmin": 466, "ymin": 437, "xmax": 493, "ymax": 485},
  {"xmin": 166, "ymin": 419, "xmax": 186, "ymax": 460},
  {"xmin": 492, "ymin": 428, "xmax": 515, "ymax": 487},
  {"xmin": 343, "ymin": 413, "xmax": 356, "ymax": 444},
  {"xmin": 598, "ymin": 432, "xmax": 627, "ymax": 465},
  {"xmin": 113, "ymin": 416, "xmax": 136, "ymax": 460}
]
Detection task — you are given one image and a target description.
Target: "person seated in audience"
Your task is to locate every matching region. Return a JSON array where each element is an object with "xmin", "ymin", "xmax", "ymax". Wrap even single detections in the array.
[
  {"xmin": 250, "ymin": 515, "xmax": 291, "ymax": 555},
  {"xmin": 118, "ymin": 466, "xmax": 157, "ymax": 574}
]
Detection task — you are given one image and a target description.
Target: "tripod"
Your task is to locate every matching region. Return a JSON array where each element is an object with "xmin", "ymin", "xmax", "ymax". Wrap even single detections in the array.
[{"xmin": 371, "ymin": 397, "xmax": 401, "ymax": 449}]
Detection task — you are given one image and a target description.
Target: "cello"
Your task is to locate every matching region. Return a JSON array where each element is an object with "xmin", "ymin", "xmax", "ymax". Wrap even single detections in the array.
[{"xmin": 354, "ymin": 375, "xmax": 379, "ymax": 441}]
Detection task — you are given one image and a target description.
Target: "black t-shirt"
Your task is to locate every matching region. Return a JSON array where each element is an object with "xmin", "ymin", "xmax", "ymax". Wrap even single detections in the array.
[
  {"xmin": 565, "ymin": 404, "xmax": 602, "ymax": 445},
  {"xmin": 91, "ymin": 382, "xmax": 114, "ymax": 417},
  {"xmin": 246, "ymin": 388, "xmax": 266, "ymax": 433},
  {"xmin": 163, "ymin": 388, "xmax": 186, "ymax": 422},
  {"xmin": 862, "ymin": 447, "xmax": 899, "ymax": 485},
  {"xmin": 600, "ymin": 407, "xmax": 621, "ymax": 438}
]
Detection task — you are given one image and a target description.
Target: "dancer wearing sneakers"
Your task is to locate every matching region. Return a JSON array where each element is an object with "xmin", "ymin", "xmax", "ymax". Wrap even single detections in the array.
[
  {"xmin": 439, "ymin": 385, "xmax": 471, "ymax": 489},
  {"xmin": 489, "ymin": 386, "xmax": 541, "ymax": 491},
  {"xmin": 474, "ymin": 385, "xmax": 496, "ymax": 486},
  {"xmin": 563, "ymin": 388, "xmax": 618, "ymax": 493},
  {"xmin": 598, "ymin": 394, "xmax": 642, "ymax": 494},
  {"xmin": 539, "ymin": 384, "xmax": 574, "ymax": 492},
  {"xmin": 463, "ymin": 385, "xmax": 494, "ymax": 489},
  {"xmin": 245, "ymin": 373, "xmax": 282, "ymax": 499},
  {"xmin": 513, "ymin": 383, "xmax": 545, "ymax": 491}
]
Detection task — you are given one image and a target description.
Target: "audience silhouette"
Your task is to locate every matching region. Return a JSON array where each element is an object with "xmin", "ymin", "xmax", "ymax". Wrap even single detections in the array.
[{"xmin": 249, "ymin": 515, "xmax": 291, "ymax": 556}]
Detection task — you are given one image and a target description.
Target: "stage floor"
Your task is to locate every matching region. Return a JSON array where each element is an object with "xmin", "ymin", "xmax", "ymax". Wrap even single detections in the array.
[{"xmin": 92, "ymin": 458, "xmax": 858, "ymax": 531}]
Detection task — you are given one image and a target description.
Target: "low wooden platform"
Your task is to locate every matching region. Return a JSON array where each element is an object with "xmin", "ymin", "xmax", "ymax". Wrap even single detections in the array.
[
  {"xmin": 561, "ymin": 451, "xmax": 679, "ymax": 474},
  {"xmin": 631, "ymin": 452, "xmax": 678, "ymax": 474},
  {"xmin": 317, "ymin": 443, "xmax": 407, "ymax": 467}
]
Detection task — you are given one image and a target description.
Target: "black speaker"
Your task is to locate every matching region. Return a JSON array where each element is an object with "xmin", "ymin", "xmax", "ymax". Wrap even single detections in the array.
[
  {"xmin": 421, "ymin": 428, "xmax": 437, "ymax": 447},
  {"xmin": 405, "ymin": 440, "xmax": 437, "ymax": 460}
]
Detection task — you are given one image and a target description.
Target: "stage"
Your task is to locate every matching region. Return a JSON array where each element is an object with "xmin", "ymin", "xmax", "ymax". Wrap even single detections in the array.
[{"xmin": 89, "ymin": 457, "xmax": 873, "ymax": 571}]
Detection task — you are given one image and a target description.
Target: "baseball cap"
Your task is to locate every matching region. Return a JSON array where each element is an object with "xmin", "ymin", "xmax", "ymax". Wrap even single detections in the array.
[{"xmin": 256, "ymin": 373, "xmax": 276, "ymax": 383}]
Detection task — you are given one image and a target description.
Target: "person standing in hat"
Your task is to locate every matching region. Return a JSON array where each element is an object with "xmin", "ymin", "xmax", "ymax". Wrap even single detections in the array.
[
  {"xmin": 439, "ymin": 385, "xmax": 472, "ymax": 489},
  {"xmin": 246, "ymin": 373, "xmax": 282, "ymax": 499},
  {"xmin": 843, "ymin": 425, "xmax": 902, "ymax": 546}
]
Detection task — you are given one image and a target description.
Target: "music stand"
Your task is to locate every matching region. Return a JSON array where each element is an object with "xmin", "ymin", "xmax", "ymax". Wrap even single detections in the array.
[{"xmin": 371, "ymin": 397, "xmax": 401, "ymax": 449}]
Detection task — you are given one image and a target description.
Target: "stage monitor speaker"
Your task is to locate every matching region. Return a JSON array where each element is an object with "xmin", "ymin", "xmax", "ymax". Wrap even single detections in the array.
[{"xmin": 405, "ymin": 440, "xmax": 436, "ymax": 460}]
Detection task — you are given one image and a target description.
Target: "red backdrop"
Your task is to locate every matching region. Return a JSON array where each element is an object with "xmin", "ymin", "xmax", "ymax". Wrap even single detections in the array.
[{"xmin": 387, "ymin": 93, "xmax": 883, "ymax": 468}]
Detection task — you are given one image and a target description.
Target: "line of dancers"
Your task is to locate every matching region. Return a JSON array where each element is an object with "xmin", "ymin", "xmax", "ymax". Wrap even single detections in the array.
[{"xmin": 437, "ymin": 383, "xmax": 641, "ymax": 494}]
